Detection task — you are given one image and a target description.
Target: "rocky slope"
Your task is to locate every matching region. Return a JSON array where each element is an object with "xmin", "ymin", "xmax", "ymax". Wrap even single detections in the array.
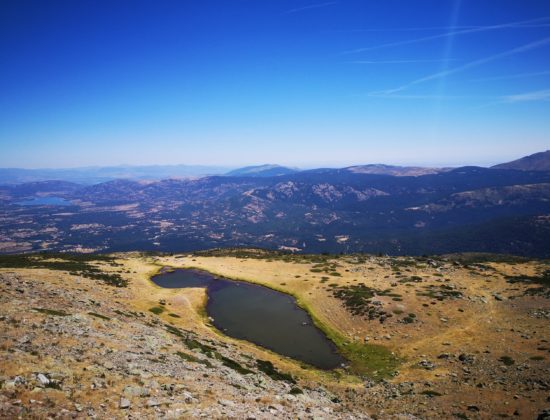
[{"xmin": 0, "ymin": 267, "xmax": 365, "ymax": 419}]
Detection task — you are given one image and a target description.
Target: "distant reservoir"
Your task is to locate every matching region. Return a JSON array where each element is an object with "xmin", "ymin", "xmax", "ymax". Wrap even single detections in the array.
[{"xmin": 151, "ymin": 268, "xmax": 345, "ymax": 369}]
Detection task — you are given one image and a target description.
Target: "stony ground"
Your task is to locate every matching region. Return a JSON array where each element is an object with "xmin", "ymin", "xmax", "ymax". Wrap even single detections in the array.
[
  {"xmin": 1, "ymin": 252, "xmax": 549, "ymax": 419},
  {"xmin": 0, "ymin": 268, "xmax": 367, "ymax": 419}
]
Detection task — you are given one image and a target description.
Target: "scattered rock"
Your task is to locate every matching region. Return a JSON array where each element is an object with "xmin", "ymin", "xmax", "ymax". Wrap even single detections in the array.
[
  {"xmin": 119, "ymin": 398, "xmax": 131, "ymax": 409},
  {"xmin": 123, "ymin": 385, "xmax": 149, "ymax": 397},
  {"xmin": 458, "ymin": 353, "xmax": 475, "ymax": 364},
  {"xmin": 418, "ymin": 360, "xmax": 435, "ymax": 370},
  {"xmin": 36, "ymin": 374, "xmax": 50, "ymax": 386},
  {"xmin": 146, "ymin": 398, "xmax": 160, "ymax": 407}
]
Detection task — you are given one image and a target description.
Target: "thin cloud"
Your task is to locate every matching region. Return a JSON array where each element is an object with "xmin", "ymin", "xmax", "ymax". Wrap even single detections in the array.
[
  {"xmin": 341, "ymin": 16, "xmax": 550, "ymax": 55},
  {"xmin": 283, "ymin": 1, "xmax": 337, "ymax": 15},
  {"xmin": 503, "ymin": 89, "xmax": 550, "ymax": 103},
  {"xmin": 348, "ymin": 59, "xmax": 458, "ymax": 64},
  {"xmin": 373, "ymin": 37, "xmax": 550, "ymax": 96},
  {"xmin": 469, "ymin": 70, "xmax": 550, "ymax": 82},
  {"xmin": 365, "ymin": 93, "xmax": 487, "ymax": 100},
  {"xmin": 334, "ymin": 25, "xmax": 482, "ymax": 32},
  {"xmin": 331, "ymin": 23, "xmax": 550, "ymax": 33},
  {"xmin": 325, "ymin": 23, "xmax": 550, "ymax": 33},
  {"xmin": 473, "ymin": 88, "xmax": 550, "ymax": 109}
]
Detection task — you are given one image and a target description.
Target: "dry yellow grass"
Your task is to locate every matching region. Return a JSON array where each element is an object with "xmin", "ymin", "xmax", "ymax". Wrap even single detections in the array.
[
  {"xmin": 2, "ymin": 252, "xmax": 548, "ymax": 417},
  {"xmin": 141, "ymin": 252, "xmax": 549, "ymax": 416}
]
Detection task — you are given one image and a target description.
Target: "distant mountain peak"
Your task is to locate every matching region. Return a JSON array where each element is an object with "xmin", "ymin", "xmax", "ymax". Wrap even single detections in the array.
[
  {"xmin": 225, "ymin": 164, "xmax": 299, "ymax": 177},
  {"xmin": 345, "ymin": 164, "xmax": 447, "ymax": 177},
  {"xmin": 492, "ymin": 150, "xmax": 550, "ymax": 171}
]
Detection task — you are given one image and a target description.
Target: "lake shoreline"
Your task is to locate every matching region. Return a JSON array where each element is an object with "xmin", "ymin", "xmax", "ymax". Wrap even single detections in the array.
[{"xmin": 151, "ymin": 267, "xmax": 346, "ymax": 370}]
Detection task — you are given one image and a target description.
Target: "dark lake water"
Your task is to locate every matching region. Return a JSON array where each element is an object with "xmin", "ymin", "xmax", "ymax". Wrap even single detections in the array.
[
  {"xmin": 151, "ymin": 268, "xmax": 345, "ymax": 369},
  {"xmin": 16, "ymin": 196, "xmax": 72, "ymax": 206}
]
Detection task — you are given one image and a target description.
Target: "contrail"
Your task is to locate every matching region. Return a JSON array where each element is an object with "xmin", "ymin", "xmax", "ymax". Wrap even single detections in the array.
[
  {"xmin": 503, "ymin": 89, "xmax": 550, "ymax": 103},
  {"xmin": 473, "ymin": 88, "xmax": 550, "ymax": 109},
  {"xmin": 332, "ymin": 25, "xmax": 482, "ymax": 32},
  {"xmin": 347, "ymin": 59, "xmax": 458, "ymax": 64},
  {"xmin": 431, "ymin": 0, "xmax": 462, "ymax": 139},
  {"xmin": 469, "ymin": 70, "xmax": 550, "ymax": 82},
  {"xmin": 329, "ymin": 23, "xmax": 550, "ymax": 33},
  {"xmin": 365, "ymin": 93, "xmax": 488, "ymax": 100},
  {"xmin": 283, "ymin": 1, "xmax": 337, "ymax": 15},
  {"xmin": 341, "ymin": 16, "xmax": 550, "ymax": 55},
  {"xmin": 375, "ymin": 36, "xmax": 550, "ymax": 95}
]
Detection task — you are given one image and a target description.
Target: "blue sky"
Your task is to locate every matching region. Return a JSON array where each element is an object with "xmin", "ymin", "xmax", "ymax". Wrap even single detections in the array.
[{"xmin": 0, "ymin": 0, "xmax": 549, "ymax": 168}]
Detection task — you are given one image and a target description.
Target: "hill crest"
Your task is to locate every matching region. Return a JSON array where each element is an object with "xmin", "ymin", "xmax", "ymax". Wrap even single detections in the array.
[{"xmin": 492, "ymin": 150, "xmax": 550, "ymax": 171}]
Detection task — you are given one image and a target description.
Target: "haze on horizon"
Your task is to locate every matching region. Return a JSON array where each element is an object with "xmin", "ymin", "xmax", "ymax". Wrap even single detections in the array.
[{"xmin": 1, "ymin": 0, "xmax": 549, "ymax": 169}]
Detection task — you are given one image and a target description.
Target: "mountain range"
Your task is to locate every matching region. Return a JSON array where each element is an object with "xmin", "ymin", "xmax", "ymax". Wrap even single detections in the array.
[
  {"xmin": 0, "ymin": 151, "xmax": 549, "ymax": 256},
  {"xmin": 225, "ymin": 164, "xmax": 300, "ymax": 177},
  {"xmin": 0, "ymin": 164, "xmax": 230, "ymax": 185},
  {"xmin": 1, "ymin": 150, "xmax": 549, "ymax": 184}
]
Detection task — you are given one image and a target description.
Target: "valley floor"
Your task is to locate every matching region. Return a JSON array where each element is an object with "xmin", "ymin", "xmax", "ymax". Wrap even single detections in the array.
[{"xmin": 0, "ymin": 250, "xmax": 548, "ymax": 419}]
